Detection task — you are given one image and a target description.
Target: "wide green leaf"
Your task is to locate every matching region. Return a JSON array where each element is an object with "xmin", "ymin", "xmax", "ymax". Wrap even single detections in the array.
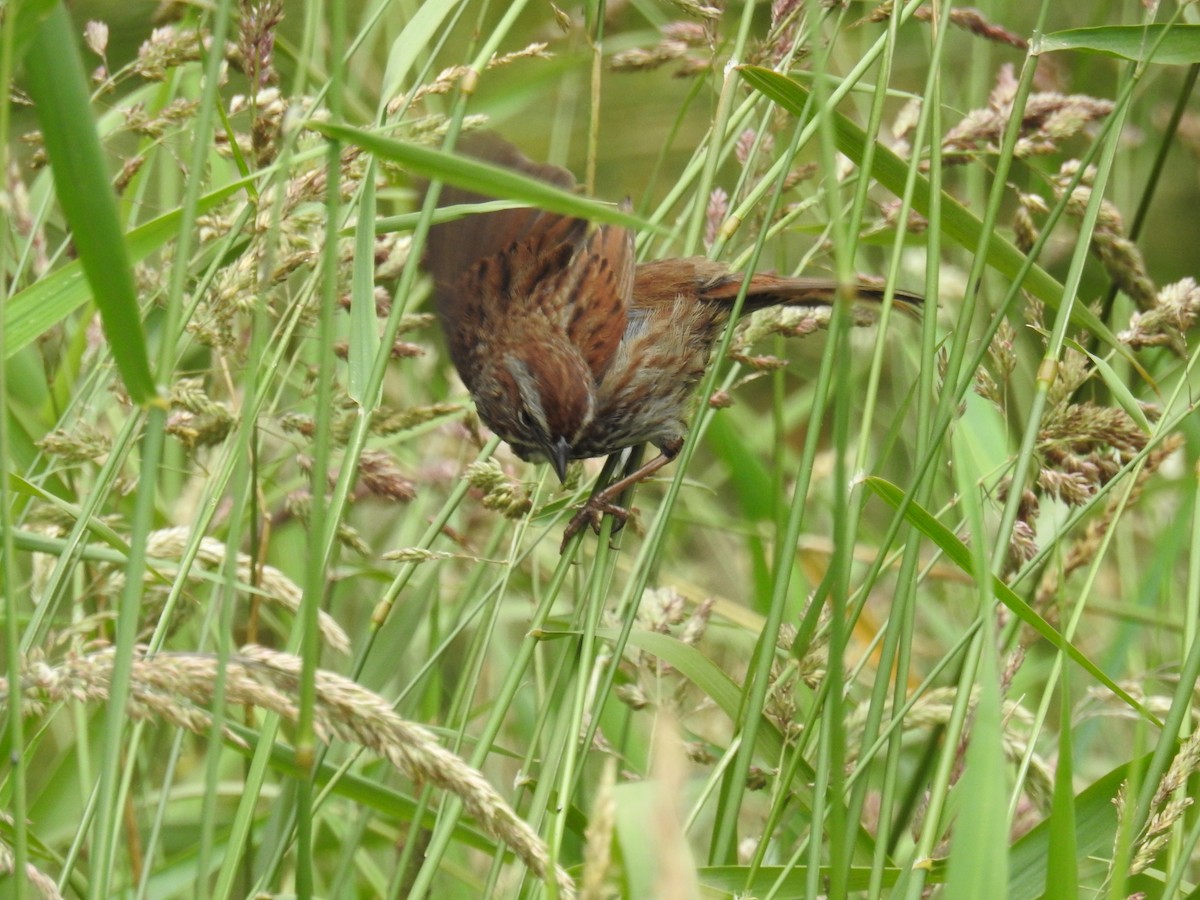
[
  {"xmin": 1009, "ymin": 754, "xmax": 1151, "ymax": 900},
  {"xmin": 1039, "ymin": 25, "xmax": 1200, "ymax": 66}
]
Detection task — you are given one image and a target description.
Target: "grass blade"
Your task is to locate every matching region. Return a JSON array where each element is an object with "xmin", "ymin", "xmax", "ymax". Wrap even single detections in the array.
[{"xmin": 23, "ymin": 4, "xmax": 157, "ymax": 403}]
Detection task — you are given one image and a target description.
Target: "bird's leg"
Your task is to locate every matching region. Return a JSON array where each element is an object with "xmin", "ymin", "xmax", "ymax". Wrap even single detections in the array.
[
  {"xmin": 587, "ymin": 444, "xmax": 645, "ymax": 538},
  {"xmin": 561, "ymin": 440, "xmax": 682, "ymax": 550}
]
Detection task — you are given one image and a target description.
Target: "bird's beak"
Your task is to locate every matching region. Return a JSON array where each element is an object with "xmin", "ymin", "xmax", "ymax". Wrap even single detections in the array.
[{"xmin": 548, "ymin": 437, "xmax": 571, "ymax": 484}]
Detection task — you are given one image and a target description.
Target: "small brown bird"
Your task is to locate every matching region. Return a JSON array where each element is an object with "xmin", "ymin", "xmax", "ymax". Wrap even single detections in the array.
[{"xmin": 422, "ymin": 134, "xmax": 921, "ymax": 543}]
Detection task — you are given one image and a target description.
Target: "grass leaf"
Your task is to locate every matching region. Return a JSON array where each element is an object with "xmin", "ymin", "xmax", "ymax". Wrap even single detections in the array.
[
  {"xmin": 1039, "ymin": 25, "xmax": 1200, "ymax": 65},
  {"xmin": 862, "ymin": 475, "xmax": 1159, "ymax": 724},
  {"xmin": 737, "ymin": 65, "xmax": 1129, "ymax": 355},
  {"xmin": 310, "ymin": 121, "xmax": 657, "ymax": 232},
  {"xmin": 23, "ymin": 4, "xmax": 157, "ymax": 404}
]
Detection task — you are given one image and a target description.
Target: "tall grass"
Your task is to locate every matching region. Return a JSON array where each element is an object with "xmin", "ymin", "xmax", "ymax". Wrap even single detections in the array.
[{"xmin": 3, "ymin": 1, "xmax": 1200, "ymax": 897}]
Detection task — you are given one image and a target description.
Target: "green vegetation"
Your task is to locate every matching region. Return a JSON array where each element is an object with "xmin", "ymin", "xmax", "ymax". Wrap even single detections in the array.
[{"xmin": 3, "ymin": 1, "xmax": 1200, "ymax": 897}]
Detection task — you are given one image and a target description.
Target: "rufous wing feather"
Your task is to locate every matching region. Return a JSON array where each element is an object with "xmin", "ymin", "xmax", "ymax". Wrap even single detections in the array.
[
  {"xmin": 423, "ymin": 133, "xmax": 579, "ymax": 318},
  {"xmin": 563, "ymin": 223, "xmax": 633, "ymax": 380}
]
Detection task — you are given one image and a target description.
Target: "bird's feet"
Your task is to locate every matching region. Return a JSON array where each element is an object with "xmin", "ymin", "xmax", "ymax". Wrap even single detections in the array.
[{"xmin": 560, "ymin": 492, "xmax": 630, "ymax": 550}]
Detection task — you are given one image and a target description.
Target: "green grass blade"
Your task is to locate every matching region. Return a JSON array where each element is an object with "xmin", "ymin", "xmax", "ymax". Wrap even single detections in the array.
[
  {"xmin": 1069, "ymin": 339, "xmax": 1154, "ymax": 433},
  {"xmin": 8, "ymin": 0, "xmax": 57, "ymax": 59},
  {"xmin": 699, "ymin": 862, "xmax": 944, "ymax": 894},
  {"xmin": 4, "ymin": 177, "xmax": 254, "ymax": 360},
  {"xmin": 863, "ymin": 475, "xmax": 1158, "ymax": 723},
  {"xmin": 1009, "ymin": 754, "xmax": 1151, "ymax": 900},
  {"xmin": 1043, "ymin": 669, "xmax": 1079, "ymax": 899},
  {"xmin": 349, "ymin": 160, "xmax": 380, "ymax": 404},
  {"xmin": 944, "ymin": 639, "xmax": 1009, "ymax": 899},
  {"xmin": 737, "ymin": 65, "xmax": 1126, "ymax": 355},
  {"xmin": 1039, "ymin": 25, "xmax": 1200, "ymax": 65},
  {"xmin": 310, "ymin": 121, "xmax": 656, "ymax": 232},
  {"xmin": 23, "ymin": 4, "xmax": 157, "ymax": 404}
]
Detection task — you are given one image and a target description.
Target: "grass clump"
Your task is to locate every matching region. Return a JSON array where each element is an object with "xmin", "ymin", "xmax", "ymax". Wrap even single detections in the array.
[{"xmin": 3, "ymin": 2, "xmax": 1200, "ymax": 898}]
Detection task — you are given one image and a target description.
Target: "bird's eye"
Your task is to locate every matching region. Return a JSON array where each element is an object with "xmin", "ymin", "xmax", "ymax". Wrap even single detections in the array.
[{"xmin": 516, "ymin": 408, "xmax": 533, "ymax": 432}]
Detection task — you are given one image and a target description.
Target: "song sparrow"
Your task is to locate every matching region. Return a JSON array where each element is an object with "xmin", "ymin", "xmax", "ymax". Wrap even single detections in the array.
[{"xmin": 421, "ymin": 134, "xmax": 922, "ymax": 545}]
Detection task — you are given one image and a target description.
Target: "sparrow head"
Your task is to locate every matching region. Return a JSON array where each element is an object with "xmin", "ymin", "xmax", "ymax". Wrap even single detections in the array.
[{"xmin": 475, "ymin": 341, "xmax": 595, "ymax": 482}]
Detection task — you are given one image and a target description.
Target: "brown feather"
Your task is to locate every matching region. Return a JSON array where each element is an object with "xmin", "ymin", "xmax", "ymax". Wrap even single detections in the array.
[
  {"xmin": 564, "ymin": 224, "xmax": 633, "ymax": 380},
  {"xmin": 634, "ymin": 257, "xmax": 923, "ymax": 317},
  {"xmin": 416, "ymin": 134, "xmax": 924, "ymax": 546},
  {"xmin": 423, "ymin": 134, "xmax": 579, "ymax": 320}
]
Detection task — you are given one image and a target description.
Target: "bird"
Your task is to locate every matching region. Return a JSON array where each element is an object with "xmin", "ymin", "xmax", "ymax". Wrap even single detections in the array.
[{"xmin": 420, "ymin": 133, "xmax": 922, "ymax": 544}]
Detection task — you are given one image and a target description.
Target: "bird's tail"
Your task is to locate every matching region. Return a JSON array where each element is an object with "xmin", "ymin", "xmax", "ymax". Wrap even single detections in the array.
[{"xmin": 704, "ymin": 271, "xmax": 924, "ymax": 318}]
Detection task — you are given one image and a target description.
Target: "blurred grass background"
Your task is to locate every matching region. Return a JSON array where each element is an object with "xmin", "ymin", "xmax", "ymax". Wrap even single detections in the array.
[{"xmin": 4, "ymin": 0, "xmax": 1200, "ymax": 898}]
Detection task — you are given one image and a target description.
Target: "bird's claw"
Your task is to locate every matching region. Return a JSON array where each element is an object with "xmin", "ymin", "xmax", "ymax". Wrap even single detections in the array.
[{"xmin": 560, "ymin": 496, "xmax": 630, "ymax": 551}]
